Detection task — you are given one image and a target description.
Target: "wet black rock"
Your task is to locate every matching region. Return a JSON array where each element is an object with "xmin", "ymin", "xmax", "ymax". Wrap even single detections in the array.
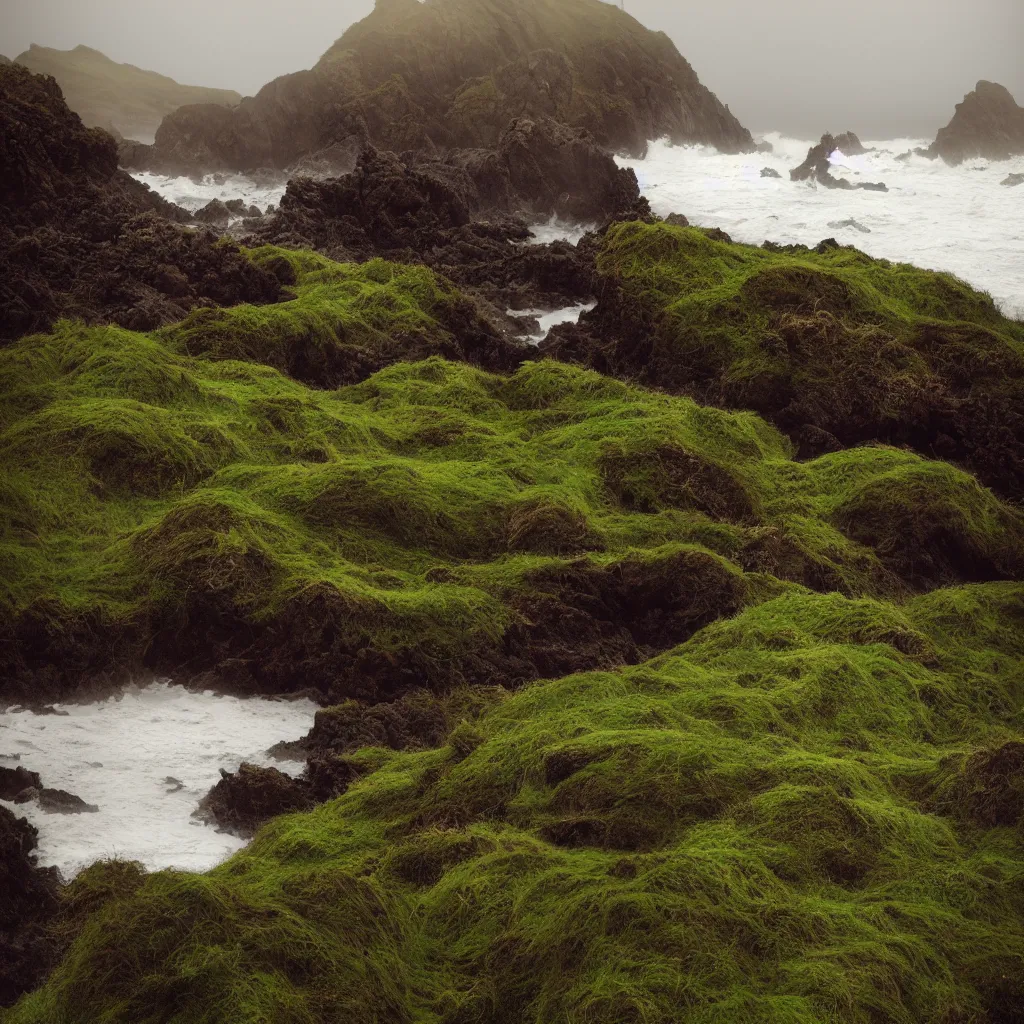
[
  {"xmin": 196, "ymin": 763, "xmax": 314, "ymax": 838},
  {"xmin": 760, "ymin": 167, "xmax": 782, "ymax": 179},
  {"xmin": 0, "ymin": 62, "xmax": 286, "ymax": 342},
  {"xmin": 0, "ymin": 766, "xmax": 41, "ymax": 801},
  {"xmin": 193, "ymin": 198, "xmax": 231, "ymax": 225},
  {"xmin": 37, "ymin": 789, "xmax": 99, "ymax": 814},
  {"xmin": 0, "ymin": 806, "xmax": 60, "ymax": 1007},
  {"xmin": 1002, "ymin": 173, "xmax": 1024, "ymax": 187},
  {"xmin": 790, "ymin": 133, "xmax": 886, "ymax": 191}
]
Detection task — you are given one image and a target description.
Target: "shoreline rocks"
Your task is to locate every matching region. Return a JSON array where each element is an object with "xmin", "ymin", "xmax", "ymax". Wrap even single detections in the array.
[{"xmin": 790, "ymin": 133, "xmax": 887, "ymax": 191}]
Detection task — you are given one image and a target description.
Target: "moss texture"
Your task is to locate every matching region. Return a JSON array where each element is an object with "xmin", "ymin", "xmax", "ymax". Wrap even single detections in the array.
[
  {"xmin": 571, "ymin": 221, "xmax": 1024, "ymax": 502},
  {"xmin": 3, "ymin": 244, "xmax": 1024, "ymax": 1022},
  {"xmin": 5, "ymin": 267, "xmax": 1022, "ymax": 699},
  {"xmin": 6, "ymin": 584, "xmax": 1024, "ymax": 1023}
]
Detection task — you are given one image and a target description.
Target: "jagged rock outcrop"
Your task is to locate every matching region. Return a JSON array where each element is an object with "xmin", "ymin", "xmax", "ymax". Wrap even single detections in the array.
[
  {"xmin": 790, "ymin": 133, "xmax": 887, "ymax": 191},
  {"xmin": 926, "ymin": 81, "xmax": 1024, "ymax": 165},
  {"xmin": 14, "ymin": 44, "xmax": 240, "ymax": 140},
  {"xmin": 253, "ymin": 132, "xmax": 645, "ymax": 318},
  {"xmin": 760, "ymin": 167, "xmax": 781, "ymax": 178},
  {"xmin": 0, "ymin": 806, "xmax": 60, "ymax": 1007},
  {"xmin": 0, "ymin": 63, "xmax": 283, "ymax": 342},
  {"xmin": 126, "ymin": 0, "xmax": 753, "ymax": 176}
]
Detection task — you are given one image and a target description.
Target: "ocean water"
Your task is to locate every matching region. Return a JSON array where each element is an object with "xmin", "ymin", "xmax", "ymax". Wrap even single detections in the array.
[
  {"xmin": 508, "ymin": 301, "xmax": 597, "ymax": 342},
  {"xmin": 0, "ymin": 682, "xmax": 317, "ymax": 877},
  {"xmin": 133, "ymin": 171, "xmax": 288, "ymax": 214},
  {"xmin": 617, "ymin": 135, "xmax": 1024, "ymax": 320}
]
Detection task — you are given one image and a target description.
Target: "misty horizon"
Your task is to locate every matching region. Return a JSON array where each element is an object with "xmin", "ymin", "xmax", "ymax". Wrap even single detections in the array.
[{"xmin": 1, "ymin": 0, "xmax": 1022, "ymax": 139}]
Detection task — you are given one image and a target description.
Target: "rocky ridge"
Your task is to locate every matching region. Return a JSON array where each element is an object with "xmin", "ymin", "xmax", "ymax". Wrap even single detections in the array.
[{"xmin": 14, "ymin": 44, "xmax": 240, "ymax": 140}]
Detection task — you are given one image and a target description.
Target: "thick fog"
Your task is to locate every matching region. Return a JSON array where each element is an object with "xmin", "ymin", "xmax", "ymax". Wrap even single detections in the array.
[{"xmin": 1, "ymin": 0, "xmax": 1021, "ymax": 139}]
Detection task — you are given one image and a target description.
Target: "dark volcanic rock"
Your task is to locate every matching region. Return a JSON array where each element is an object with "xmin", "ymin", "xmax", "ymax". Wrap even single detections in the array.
[
  {"xmin": 132, "ymin": 0, "xmax": 753, "ymax": 177},
  {"xmin": 0, "ymin": 806, "xmax": 60, "ymax": 1007},
  {"xmin": 193, "ymin": 198, "xmax": 231, "ymax": 225},
  {"xmin": 37, "ymin": 789, "xmax": 99, "ymax": 814},
  {"xmin": 927, "ymin": 81, "xmax": 1024, "ymax": 165},
  {"xmin": 760, "ymin": 167, "xmax": 781, "ymax": 179},
  {"xmin": 1002, "ymin": 173, "xmax": 1024, "ymax": 187},
  {"xmin": 0, "ymin": 62, "xmax": 285, "ymax": 342},
  {"xmin": 254, "ymin": 143, "xmax": 626, "ymax": 316},
  {"xmin": 196, "ymin": 763, "xmax": 314, "ymax": 838},
  {"xmin": 0, "ymin": 767, "xmax": 42, "ymax": 801},
  {"xmin": 790, "ymin": 133, "xmax": 886, "ymax": 191}
]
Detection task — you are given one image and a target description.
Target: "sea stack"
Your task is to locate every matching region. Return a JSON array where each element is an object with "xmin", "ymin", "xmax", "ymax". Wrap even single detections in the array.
[{"xmin": 926, "ymin": 81, "xmax": 1024, "ymax": 164}]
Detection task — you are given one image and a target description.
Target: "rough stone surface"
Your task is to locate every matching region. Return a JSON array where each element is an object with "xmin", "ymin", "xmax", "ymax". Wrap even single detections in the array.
[
  {"xmin": 0, "ymin": 62, "xmax": 284, "ymax": 342},
  {"xmin": 790, "ymin": 133, "xmax": 887, "ymax": 191},
  {"xmin": 0, "ymin": 806, "xmax": 60, "ymax": 1007},
  {"xmin": 927, "ymin": 81, "xmax": 1024, "ymax": 165}
]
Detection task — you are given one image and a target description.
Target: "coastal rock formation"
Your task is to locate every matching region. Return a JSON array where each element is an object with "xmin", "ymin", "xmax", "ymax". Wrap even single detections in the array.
[
  {"xmin": 544, "ymin": 221, "xmax": 1024, "ymax": 503},
  {"xmin": 790, "ymin": 133, "xmax": 887, "ymax": 190},
  {"xmin": 196, "ymin": 764, "xmax": 314, "ymax": 838},
  {"xmin": 14, "ymin": 44, "xmax": 240, "ymax": 140},
  {"xmin": 1001, "ymin": 172, "xmax": 1024, "ymax": 187},
  {"xmin": 760, "ymin": 167, "xmax": 781, "ymax": 178},
  {"xmin": 0, "ymin": 63, "xmax": 283, "ymax": 341},
  {"xmin": 0, "ymin": 807, "xmax": 59, "ymax": 1007},
  {"xmin": 125, "ymin": 0, "xmax": 753, "ymax": 176},
  {"xmin": 926, "ymin": 81, "xmax": 1024, "ymax": 164},
  {"xmin": 251, "ymin": 138, "xmax": 635, "ymax": 318}
]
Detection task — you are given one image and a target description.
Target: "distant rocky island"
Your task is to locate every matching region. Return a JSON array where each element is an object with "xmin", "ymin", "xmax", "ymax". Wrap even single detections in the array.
[
  {"xmin": 2, "ymin": 1, "xmax": 1024, "ymax": 1021},
  {"xmin": 12, "ymin": 43, "xmax": 240, "ymax": 140}
]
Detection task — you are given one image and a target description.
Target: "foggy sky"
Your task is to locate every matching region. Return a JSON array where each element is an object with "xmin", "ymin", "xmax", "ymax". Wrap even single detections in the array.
[{"xmin": 1, "ymin": 0, "xmax": 1022, "ymax": 139}]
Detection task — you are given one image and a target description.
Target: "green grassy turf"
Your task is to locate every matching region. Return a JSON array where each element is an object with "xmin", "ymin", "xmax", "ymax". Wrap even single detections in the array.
[
  {"xmin": 585, "ymin": 221, "xmax": 1024, "ymax": 501},
  {"xmin": 2, "ymin": 245, "xmax": 1023, "ymax": 1022},
  {"xmin": 6, "ymin": 584, "xmax": 1024, "ymax": 1023}
]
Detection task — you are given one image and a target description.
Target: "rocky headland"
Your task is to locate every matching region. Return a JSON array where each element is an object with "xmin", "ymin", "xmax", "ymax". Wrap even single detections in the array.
[
  {"xmin": 12, "ymin": 44, "xmax": 240, "ymax": 141},
  {"xmin": 123, "ymin": 0, "xmax": 753, "ymax": 178},
  {"xmin": 2, "ymin": 7, "xmax": 1024, "ymax": 1024},
  {"xmin": 925, "ymin": 80, "xmax": 1024, "ymax": 164}
]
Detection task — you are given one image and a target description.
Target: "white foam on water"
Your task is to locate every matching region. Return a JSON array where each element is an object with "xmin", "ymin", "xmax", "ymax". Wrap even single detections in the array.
[
  {"xmin": 508, "ymin": 302, "xmax": 597, "ymax": 343},
  {"xmin": 132, "ymin": 171, "xmax": 288, "ymax": 214},
  {"xmin": 0, "ymin": 681, "xmax": 317, "ymax": 878},
  {"xmin": 616, "ymin": 135, "xmax": 1024, "ymax": 320},
  {"xmin": 529, "ymin": 216, "xmax": 596, "ymax": 245}
]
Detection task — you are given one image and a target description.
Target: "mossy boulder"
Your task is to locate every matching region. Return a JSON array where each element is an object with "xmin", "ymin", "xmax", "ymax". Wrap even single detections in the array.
[{"xmin": 550, "ymin": 220, "xmax": 1024, "ymax": 501}]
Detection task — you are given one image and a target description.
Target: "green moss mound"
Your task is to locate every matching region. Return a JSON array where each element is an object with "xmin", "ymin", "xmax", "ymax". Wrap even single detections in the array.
[
  {"xmin": 4, "ymin": 247, "xmax": 1024, "ymax": 1021},
  {"xmin": 7, "ymin": 584, "xmax": 1024, "ymax": 1023},
  {"xmin": 164, "ymin": 247, "xmax": 515, "ymax": 387},
  {"xmin": 574, "ymin": 221, "xmax": 1024, "ymax": 501},
  {"xmin": 6, "ymin": 301, "xmax": 1023, "ymax": 700}
]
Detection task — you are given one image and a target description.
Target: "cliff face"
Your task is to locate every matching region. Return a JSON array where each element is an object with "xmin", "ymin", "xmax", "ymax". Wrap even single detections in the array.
[
  {"xmin": 14, "ymin": 44, "xmax": 241, "ymax": 140},
  {"xmin": 135, "ymin": 0, "xmax": 752, "ymax": 174},
  {"xmin": 928, "ymin": 81, "xmax": 1024, "ymax": 164},
  {"xmin": 0, "ymin": 63, "xmax": 281, "ymax": 341}
]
